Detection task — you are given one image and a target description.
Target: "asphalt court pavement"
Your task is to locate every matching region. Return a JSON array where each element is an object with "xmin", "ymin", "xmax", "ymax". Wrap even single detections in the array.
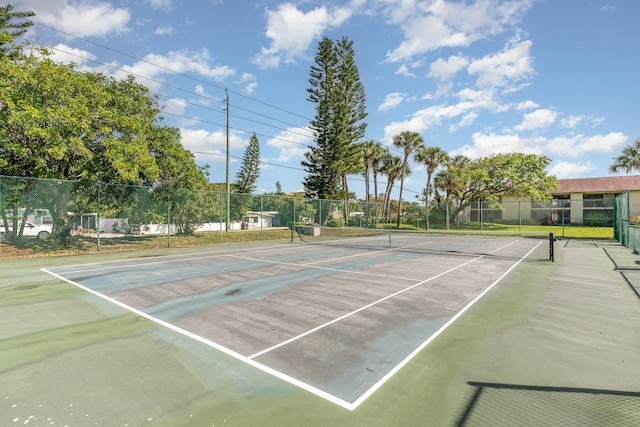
[{"xmin": 43, "ymin": 235, "xmax": 547, "ymax": 409}]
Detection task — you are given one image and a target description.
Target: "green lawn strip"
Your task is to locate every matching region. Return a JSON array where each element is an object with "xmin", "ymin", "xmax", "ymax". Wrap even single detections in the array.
[{"xmin": 0, "ymin": 313, "xmax": 149, "ymax": 372}]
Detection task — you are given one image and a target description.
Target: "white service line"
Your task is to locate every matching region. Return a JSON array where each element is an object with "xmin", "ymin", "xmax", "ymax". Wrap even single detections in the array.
[
  {"xmin": 248, "ymin": 239, "xmax": 521, "ymax": 359},
  {"xmin": 40, "ymin": 267, "xmax": 357, "ymax": 411},
  {"xmin": 350, "ymin": 240, "xmax": 543, "ymax": 409},
  {"xmin": 49, "ymin": 243, "xmax": 319, "ymax": 275},
  {"xmin": 225, "ymin": 253, "xmax": 424, "ymax": 282},
  {"xmin": 41, "ymin": 238, "xmax": 540, "ymax": 412},
  {"xmin": 300, "ymin": 239, "xmax": 438, "ymax": 266}
]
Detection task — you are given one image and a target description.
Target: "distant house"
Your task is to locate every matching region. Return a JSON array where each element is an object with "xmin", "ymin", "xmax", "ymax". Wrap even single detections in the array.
[
  {"xmin": 467, "ymin": 175, "xmax": 640, "ymax": 226},
  {"xmin": 242, "ymin": 211, "xmax": 279, "ymax": 229}
]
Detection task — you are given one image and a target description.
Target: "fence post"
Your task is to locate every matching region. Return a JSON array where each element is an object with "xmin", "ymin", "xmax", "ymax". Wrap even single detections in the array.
[
  {"xmin": 167, "ymin": 190, "xmax": 171, "ymax": 248},
  {"xmin": 219, "ymin": 192, "xmax": 223, "ymax": 244},
  {"xmin": 97, "ymin": 181, "xmax": 101, "ymax": 252}
]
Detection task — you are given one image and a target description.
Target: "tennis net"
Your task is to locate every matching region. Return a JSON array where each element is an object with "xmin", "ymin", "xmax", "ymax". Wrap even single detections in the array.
[{"xmin": 292, "ymin": 225, "xmax": 555, "ymax": 262}]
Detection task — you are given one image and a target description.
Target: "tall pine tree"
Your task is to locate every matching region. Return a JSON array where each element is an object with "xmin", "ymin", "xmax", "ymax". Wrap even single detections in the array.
[
  {"xmin": 302, "ymin": 36, "xmax": 367, "ymax": 223},
  {"xmin": 234, "ymin": 132, "xmax": 261, "ymax": 193}
]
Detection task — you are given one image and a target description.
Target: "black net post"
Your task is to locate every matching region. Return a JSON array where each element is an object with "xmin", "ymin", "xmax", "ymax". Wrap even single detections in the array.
[{"xmin": 549, "ymin": 232, "xmax": 555, "ymax": 262}]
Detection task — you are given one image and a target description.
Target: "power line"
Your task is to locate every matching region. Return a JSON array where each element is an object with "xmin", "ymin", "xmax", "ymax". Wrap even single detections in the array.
[{"xmin": 19, "ymin": 25, "xmax": 430, "ymax": 196}]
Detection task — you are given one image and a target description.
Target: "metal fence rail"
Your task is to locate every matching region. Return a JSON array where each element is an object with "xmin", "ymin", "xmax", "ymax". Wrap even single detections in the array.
[{"xmin": 1, "ymin": 175, "xmax": 616, "ymax": 256}]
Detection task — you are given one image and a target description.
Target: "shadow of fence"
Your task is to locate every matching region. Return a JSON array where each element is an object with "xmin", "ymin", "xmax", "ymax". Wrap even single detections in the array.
[{"xmin": 456, "ymin": 382, "xmax": 640, "ymax": 426}]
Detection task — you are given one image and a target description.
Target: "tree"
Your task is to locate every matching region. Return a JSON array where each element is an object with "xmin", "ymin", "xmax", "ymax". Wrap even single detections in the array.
[
  {"xmin": 370, "ymin": 144, "xmax": 387, "ymax": 223},
  {"xmin": 332, "ymin": 37, "xmax": 367, "ymax": 217},
  {"xmin": 414, "ymin": 145, "xmax": 449, "ymax": 229},
  {"xmin": 360, "ymin": 140, "xmax": 378, "ymax": 224},
  {"xmin": 610, "ymin": 138, "xmax": 640, "ymax": 174},
  {"xmin": 434, "ymin": 153, "xmax": 557, "ymax": 228},
  {"xmin": 380, "ymin": 153, "xmax": 404, "ymax": 223},
  {"xmin": 302, "ymin": 36, "xmax": 367, "ymax": 222},
  {"xmin": 392, "ymin": 131, "xmax": 424, "ymax": 227},
  {"xmin": 0, "ymin": 49, "xmax": 207, "ymax": 241},
  {"xmin": 234, "ymin": 132, "xmax": 261, "ymax": 193},
  {"xmin": 0, "ymin": 4, "xmax": 34, "ymax": 59},
  {"xmin": 274, "ymin": 181, "xmax": 283, "ymax": 195},
  {"xmin": 302, "ymin": 37, "xmax": 339, "ymax": 209}
]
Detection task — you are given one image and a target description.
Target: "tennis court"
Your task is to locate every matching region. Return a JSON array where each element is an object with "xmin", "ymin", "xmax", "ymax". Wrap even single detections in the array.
[
  {"xmin": 4, "ymin": 233, "xmax": 640, "ymax": 426},
  {"xmin": 42, "ymin": 232, "xmax": 546, "ymax": 410}
]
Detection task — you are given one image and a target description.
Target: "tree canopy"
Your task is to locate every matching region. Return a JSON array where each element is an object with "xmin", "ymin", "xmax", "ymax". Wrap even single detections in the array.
[
  {"xmin": 234, "ymin": 132, "xmax": 261, "ymax": 194},
  {"xmin": 302, "ymin": 36, "xmax": 367, "ymax": 222},
  {"xmin": 610, "ymin": 138, "xmax": 640, "ymax": 174},
  {"xmin": 0, "ymin": 30, "xmax": 207, "ymax": 241},
  {"xmin": 0, "ymin": 4, "xmax": 34, "ymax": 59}
]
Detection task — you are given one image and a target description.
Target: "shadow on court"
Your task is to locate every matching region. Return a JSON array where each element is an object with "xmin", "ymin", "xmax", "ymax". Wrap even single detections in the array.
[{"xmin": 455, "ymin": 382, "xmax": 640, "ymax": 426}]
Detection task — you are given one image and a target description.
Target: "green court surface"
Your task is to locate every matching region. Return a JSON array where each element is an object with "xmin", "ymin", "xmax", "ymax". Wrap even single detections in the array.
[{"xmin": 1, "ymin": 237, "xmax": 640, "ymax": 426}]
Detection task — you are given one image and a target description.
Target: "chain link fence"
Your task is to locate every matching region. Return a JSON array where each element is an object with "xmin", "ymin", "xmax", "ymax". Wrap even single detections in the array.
[{"xmin": 1, "ymin": 175, "xmax": 615, "ymax": 257}]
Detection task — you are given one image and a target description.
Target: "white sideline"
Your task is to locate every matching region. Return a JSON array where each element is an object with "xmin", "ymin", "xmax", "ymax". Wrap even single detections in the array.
[{"xmin": 41, "ymin": 238, "xmax": 542, "ymax": 411}]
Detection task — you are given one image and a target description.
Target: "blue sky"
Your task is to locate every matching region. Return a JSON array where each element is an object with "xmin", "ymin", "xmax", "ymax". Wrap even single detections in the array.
[{"xmin": 13, "ymin": 0, "xmax": 640, "ymax": 199}]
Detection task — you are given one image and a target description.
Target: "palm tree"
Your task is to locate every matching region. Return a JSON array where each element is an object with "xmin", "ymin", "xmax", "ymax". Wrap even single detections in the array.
[
  {"xmin": 434, "ymin": 170, "xmax": 456, "ymax": 230},
  {"xmin": 392, "ymin": 131, "xmax": 424, "ymax": 227},
  {"xmin": 380, "ymin": 153, "xmax": 404, "ymax": 223},
  {"xmin": 414, "ymin": 146, "xmax": 449, "ymax": 230},
  {"xmin": 370, "ymin": 144, "xmax": 387, "ymax": 225},
  {"xmin": 360, "ymin": 141, "xmax": 377, "ymax": 225},
  {"xmin": 610, "ymin": 138, "xmax": 640, "ymax": 174}
]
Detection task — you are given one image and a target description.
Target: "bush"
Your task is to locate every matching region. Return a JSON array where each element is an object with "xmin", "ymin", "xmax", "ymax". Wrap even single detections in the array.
[{"xmin": 584, "ymin": 211, "xmax": 611, "ymax": 227}]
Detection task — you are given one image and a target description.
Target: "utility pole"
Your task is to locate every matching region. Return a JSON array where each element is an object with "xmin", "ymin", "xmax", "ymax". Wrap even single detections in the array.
[{"xmin": 225, "ymin": 89, "xmax": 230, "ymax": 231}]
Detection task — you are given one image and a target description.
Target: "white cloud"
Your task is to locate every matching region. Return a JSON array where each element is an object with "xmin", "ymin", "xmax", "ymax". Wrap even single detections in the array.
[
  {"xmin": 379, "ymin": 93, "xmax": 406, "ymax": 111},
  {"xmin": 453, "ymin": 131, "xmax": 628, "ymax": 160},
  {"xmin": 574, "ymin": 132, "xmax": 627, "ymax": 155},
  {"xmin": 514, "ymin": 108, "xmax": 557, "ymax": 131},
  {"xmin": 162, "ymin": 98, "xmax": 188, "ymax": 116},
  {"xmin": 147, "ymin": 0, "xmax": 173, "ymax": 8},
  {"xmin": 516, "ymin": 100, "xmax": 539, "ymax": 110},
  {"xmin": 454, "ymin": 132, "xmax": 541, "ymax": 158},
  {"xmin": 118, "ymin": 49, "xmax": 235, "ymax": 83},
  {"xmin": 549, "ymin": 161, "xmax": 596, "ymax": 179},
  {"xmin": 154, "ymin": 25, "xmax": 175, "ymax": 36},
  {"xmin": 21, "ymin": 0, "xmax": 131, "ymax": 37},
  {"xmin": 449, "ymin": 112, "xmax": 478, "ymax": 132},
  {"xmin": 180, "ymin": 128, "xmax": 248, "ymax": 163},
  {"xmin": 383, "ymin": 101, "xmax": 476, "ymax": 141},
  {"xmin": 266, "ymin": 127, "xmax": 313, "ymax": 162},
  {"xmin": 395, "ymin": 64, "xmax": 416, "ymax": 77},
  {"xmin": 560, "ymin": 115, "xmax": 584, "ymax": 128},
  {"xmin": 238, "ymin": 73, "xmax": 258, "ymax": 95},
  {"xmin": 253, "ymin": 3, "xmax": 353, "ymax": 69},
  {"xmin": 429, "ymin": 55, "xmax": 469, "ymax": 81},
  {"xmin": 385, "ymin": 0, "xmax": 533, "ymax": 62},
  {"xmin": 468, "ymin": 38, "xmax": 534, "ymax": 89},
  {"xmin": 47, "ymin": 43, "xmax": 96, "ymax": 65}
]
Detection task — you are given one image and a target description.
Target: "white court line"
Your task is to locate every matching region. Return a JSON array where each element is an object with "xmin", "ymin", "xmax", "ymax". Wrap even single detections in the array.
[
  {"xmin": 226, "ymin": 253, "xmax": 425, "ymax": 283},
  {"xmin": 350, "ymin": 240, "xmax": 543, "ymax": 408},
  {"xmin": 49, "ymin": 242, "xmax": 325, "ymax": 275},
  {"xmin": 40, "ymin": 267, "xmax": 357, "ymax": 411},
  {"xmin": 41, "ymin": 238, "xmax": 541, "ymax": 411},
  {"xmin": 300, "ymin": 239, "xmax": 439, "ymax": 266},
  {"xmin": 248, "ymin": 239, "xmax": 521, "ymax": 359}
]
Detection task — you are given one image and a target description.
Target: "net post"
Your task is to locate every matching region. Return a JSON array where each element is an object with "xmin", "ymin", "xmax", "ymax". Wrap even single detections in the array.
[{"xmin": 549, "ymin": 232, "xmax": 555, "ymax": 262}]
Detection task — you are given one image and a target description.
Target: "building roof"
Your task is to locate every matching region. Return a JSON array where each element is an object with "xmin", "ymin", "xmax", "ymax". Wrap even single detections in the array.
[{"xmin": 555, "ymin": 175, "xmax": 640, "ymax": 194}]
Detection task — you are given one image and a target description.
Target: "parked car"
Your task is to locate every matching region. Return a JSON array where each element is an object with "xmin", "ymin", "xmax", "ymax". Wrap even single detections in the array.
[{"xmin": 0, "ymin": 221, "xmax": 52, "ymax": 239}]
